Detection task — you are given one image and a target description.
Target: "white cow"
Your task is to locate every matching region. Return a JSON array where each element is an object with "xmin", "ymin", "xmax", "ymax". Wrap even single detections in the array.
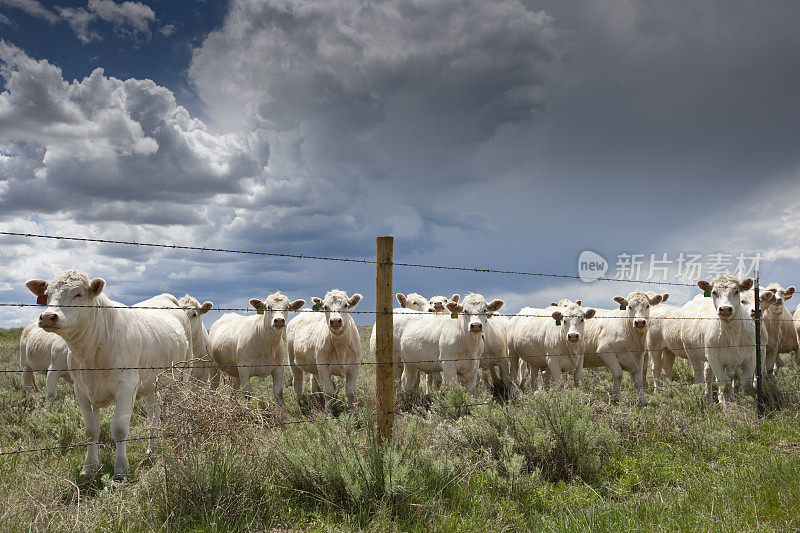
[
  {"xmin": 398, "ymin": 293, "xmax": 503, "ymax": 394},
  {"xmin": 508, "ymin": 300, "xmax": 596, "ymax": 390},
  {"xmin": 429, "ymin": 294, "xmax": 459, "ymax": 314},
  {"xmin": 794, "ymin": 305, "xmax": 800, "ymax": 365},
  {"xmin": 761, "ymin": 283, "xmax": 798, "ymax": 375},
  {"xmin": 369, "ymin": 292, "xmax": 433, "ymax": 382},
  {"xmin": 287, "ymin": 290, "xmax": 362, "ymax": 412},
  {"xmin": 583, "ymin": 291, "xmax": 664, "ymax": 405},
  {"xmin": 19, "ymin": 320, "xmax": 72, "ymax": 399},
  {"xmin": 481, "ymin": 312, "xmax": 517, "ymax": 396},
  {"xmin": 681, "ymin": 274, "xmax": 757, "ymax": 404},
  {"xmin": 178, "ymin": 294, "xmax": 214, "ymax": 382},
  {"xmin": 26, "ymin": 270, "xmax": 191, "ymax": 479},
  {"xmin": 209, "ymin": 292, "xmax": 304, "ymax": 405}
]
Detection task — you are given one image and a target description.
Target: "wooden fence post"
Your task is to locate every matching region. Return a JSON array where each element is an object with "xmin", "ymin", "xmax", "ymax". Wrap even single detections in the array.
[
  {"xmin": 375, "ymin": 236, "xmax": 394, "ymax": 443},
  {"xmin": 754, "ymin": 270, "xmax": 764, "ymax": 417}
]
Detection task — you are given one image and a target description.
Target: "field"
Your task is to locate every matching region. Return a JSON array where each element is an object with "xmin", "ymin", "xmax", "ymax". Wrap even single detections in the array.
[{"xmin": 1, "ymin": 325, "xmax": 800, "ymax": 531}]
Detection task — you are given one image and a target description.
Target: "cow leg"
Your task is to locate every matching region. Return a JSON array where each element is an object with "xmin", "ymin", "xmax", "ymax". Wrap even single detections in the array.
[
  {"xmin": 765, "ymin": 345, "xmax": 778, "ymax": 377},
  {"xmin": 705, "ymin": 351, "xmax": 731, "ymax": 404},
  {"xmin": 546, "ymin": 358, "xmax": 565, "ymax": 388},
  {"xmin": 316, "ymin": 366, "xmax": 337, "ymax": 413},
  {"xmin": 650, "ymin": 349, "xmax": 663, "ymax": 391},
  {"xmin": 640, "ymin": 350, "xmax": 650, "ymax": 390},
  {"xmin": 271, "ymin": 366, "xmax": 285, "ymax": 407},
  {"xmin": 111, "ymin": 387, "xmax": 137, "ymax": 480},
  {"xmin": 600, "ymin": 353, "xmax": 624, "ymax": 403},
  {"xmin": 686, "ymin": 350, "xmax": 706, "ymax": 384},
  {"xmin": 45, "ymin": 366, "xmax": 60, "ymax": 400},
  {"xmin": 402, "ymin": 365, "xmax": 419, "ymax": 393},
  {"xmin": 628, "ymin": 354, "xmax": 648, "ymax": 406},
  {"xmin": 441, "ymin": 360, "xmax": 459, "ymax": 388},
  {"xmin": 509, "ymin": 352, "xmax": 520, "ymax": 386},
  {"xmin": 573, "ymin": 355, "xmax": 585, "ymax": 388},
  {"xmin": 75, "ymin": 387, "xmax": 100, "ymax": 477},
  {"xmin": 740, "ymin": 348, "xmax": 756, "ymax": 394},
  {"xmin": 529, "ymin": 365, "xmax": 540, "ymax": 391},
  {"xmin": 237, "ymin": 366, "xmax": 252, "ymax": 393},
  {"xmin": 662, "ymin": 350, "xmax": 676, "ymax": 382},
  {"xmin": 345, "ymin": 366, "xmax": 358, "ymax": 407},
  {"xmin": 291, "ymin": 366, "xmax": 305, "ymax": 399},
  {"xmin": 21, "ymin": 365, "xmax": 37, "ymax": 394}
]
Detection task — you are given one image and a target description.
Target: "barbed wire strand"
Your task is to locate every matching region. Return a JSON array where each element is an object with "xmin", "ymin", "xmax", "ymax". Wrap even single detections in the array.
[
  {"xmin": 2, "ymin": 344, "xmax": 763, "ymax": 374},
  {"xmin": 1, "ymin": 302, "xmax": 792, "ymax": 321},
  {"xmin": 0, "ymin": 231, "xmax": 699, "ymax": 286}
]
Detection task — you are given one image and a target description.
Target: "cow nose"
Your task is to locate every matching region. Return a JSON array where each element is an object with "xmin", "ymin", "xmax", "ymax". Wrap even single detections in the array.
[
  {"xmin": 272, "ymin": 318, "xmax": 285, "ymax": 327},
  {"xmin": 469, "ymin": 322, "xmax": 482, "ymax": 332},
  {"xmin": 634, "ymin": 319, "xmax": 646, "ymax": 328},
  {"xmin": 718, "ymin": 306, "xmax": 733, "ymax": 317},
  {"xmin": 567, "ymin": 333, "xmax": 580, "ymax": 342},
  {"xmin": 329, "ymin": 317, "xmax": 343, "ymax": 328},
  {"xmin": 39, "ymin": 312, "xmax": 58, "ymax": 326}
]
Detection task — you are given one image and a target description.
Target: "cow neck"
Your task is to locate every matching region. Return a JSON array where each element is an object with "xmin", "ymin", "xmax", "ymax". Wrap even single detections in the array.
[
  {"xmin": 620, "ymin": 312, "xmax": 646, "ymax": 351},
  {"xmin": 256, "ymin": 315, "xmax": 282, "ymax": 344},
  {"xmin": 61, "ymin": 295, "xmax": 121, "ymax": 367}
]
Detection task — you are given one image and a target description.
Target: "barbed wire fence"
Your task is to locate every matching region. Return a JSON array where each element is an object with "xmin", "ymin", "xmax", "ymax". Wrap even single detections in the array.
[{"xmin": 0, "ymin": 231, "xmax": 777, "ymax": 458}]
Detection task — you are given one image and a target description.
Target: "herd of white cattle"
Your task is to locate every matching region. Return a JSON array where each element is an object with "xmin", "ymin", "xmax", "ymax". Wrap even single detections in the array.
[{"xmin": 15, "ymin": 269, "xmax": 800, "ymax": 479}]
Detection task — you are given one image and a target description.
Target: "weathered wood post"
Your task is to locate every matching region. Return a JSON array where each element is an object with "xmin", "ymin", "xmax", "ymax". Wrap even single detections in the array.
[
  {"xmin": 375, "ymin": 236, "xmax": 394, "ymax": 443},
  {"xmin": 754, "ymin": 270, "xmax": 764, "ymax": 417}
]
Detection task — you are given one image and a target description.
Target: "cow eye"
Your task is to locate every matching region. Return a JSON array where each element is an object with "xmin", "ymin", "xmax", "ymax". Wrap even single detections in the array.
[{"xmin": 73, "ymin": 294, "xmax": 81, "ymax": 299}]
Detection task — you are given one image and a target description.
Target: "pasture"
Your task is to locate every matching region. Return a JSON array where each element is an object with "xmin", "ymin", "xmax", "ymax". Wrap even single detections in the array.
[{"xmin": 1, "ymin": 325, "xmax": 800, "ymax": 531}]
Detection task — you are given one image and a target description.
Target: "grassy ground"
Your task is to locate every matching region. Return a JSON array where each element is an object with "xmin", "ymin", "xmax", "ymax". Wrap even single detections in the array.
[{"xmin": 1, "ymin": 325, "xmax": 799, "ymax": 531}]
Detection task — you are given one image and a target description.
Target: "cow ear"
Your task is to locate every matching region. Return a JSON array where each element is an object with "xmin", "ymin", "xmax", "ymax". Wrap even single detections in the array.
[
  {"xmin": 26, "ymin": 279, "xmax": 48, "ymax": 296},
  {"xmin": 289, "ymin": 299, "xmax": 305, "ymax": 311},
  {"xmin": 784, "ymin": 286, "xmax": 795, "ymax": 301},
  {"xmin": 739, "ymin": 278, "xmax": 754, "ymax": 291},
  {"xmin": 347, "ymin": 293, "xmax": 362, "ymax": 308},
  {"xmin": 760, "ymin": 291, "xmax": 775, "ymax": 304},
  {"xmin": 613, "ymin": 296, "xmax": 628, "ymax": 306},
  {"xmin": 450, "ymin": 294, "xmax": 460, "ymax": 303},
  {"xmin": 89, "ymin": 278, "xmax": 105, "ymax": 295},
  {"xmin": 661, "ymin": 293, "xmax": 669, "ymax": 303},
  {"xmin": 199, "ymin": 301, "xmax": 213, "ymax": 315},
  {"xmin": 312, "ymin": 297, "xmax": 323, "ymax": 307},
  {"xmin": 648, "ymin": 294, "xmax": 663, "ymax": 305},
  {"xmin": 575, "ymin": 300, "xmax": 582, "ymax": 306},
  {"xmin": 396, "ymin": 293, "xmax": 407, "ymax": 307},
  {"xmin": 487, "ymin": 299, "xmax": 504, "ymax": 313},
  {"xmin": 550, "ymin": 301, "xmax": 558, "ymax": 307},
  {"xmin": 551, "ymin": 310, "xmax": 563, "ymax": 322},
  {"xmin": 250, "ymin": 299, "xmax": 265, "ymax": 310},
  {"xmin": 697, "ymin": 280, "xmax": 711, "ymax": 293},
  {"xmin": 583, "ymin": 308, "xmax": 596, "ymax": 319},
  {"xmin": 446, "ymin": 301, "xmax": 463, "ymax": 313},
  {"xmin": 766, "ymin": 287, "xmax": 778, "ymax": 293}
]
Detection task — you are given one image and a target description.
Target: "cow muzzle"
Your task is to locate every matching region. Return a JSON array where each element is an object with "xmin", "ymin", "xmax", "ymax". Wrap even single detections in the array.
[
  {"xmin": 567, "ymin": 333, "xmax": 580, "ymax": 342},
  {"xmin": 329, "ymin": 317, "xmax": 343, "ymax": 329},
  {"xmin": 272, "ymin": 318, "xmax": 286, "ymax": 328},
  {"xmin": 39, "ymin": 312, "xmax": 60, "ymax": 329},
  {"xmin": 469, "ymin": 322, "xmax": 482, "ymax": 333},
  {"xmin": 718, "ymin": 306, "xmax": 733, "ymax": 318},
  {"xmin": 634, "ymin": 319, "xmax": 647, "ymax": 328}
]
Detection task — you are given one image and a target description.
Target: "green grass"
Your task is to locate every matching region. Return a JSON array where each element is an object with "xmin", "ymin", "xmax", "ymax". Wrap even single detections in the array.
[{"xmin": 1, "ymin": 326, "xmax": 799, "ymax": 531}]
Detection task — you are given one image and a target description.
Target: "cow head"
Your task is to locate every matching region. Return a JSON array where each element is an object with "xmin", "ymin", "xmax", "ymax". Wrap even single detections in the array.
[
  {"xmin": 179, "ymin": 293, "xmax": 213, "ymax": 339},
  {"xmin": 740, "ymin": 288, "xmax": 775, "ymax": 319},
  {"xmin": 446, "ymin": 293, "xmax": 503, "ymax": 334},
  {"xmin": 26, "ymin": 269, "xmax": 106, "ymax": 334},
  {"xmin": 396, "ymin": 292, "xmax": 430, "ymax": 312},
  {"xmin": 250, "ymin": 291, "xmax": 304, "ymax": 329},
  {"xmin": 764, "ymin": 283, "xmax": 795, "ymax": 314},
  {"xmin": 430, "ymin": 293, "xmax": 459, "ymax": 314},
  {"xmin": 613, "ymin": 290, "xmax": 662, "ymax": 330},
  {"xmin": 311, "ymin": 289, "xmax": 361, "ymax": 333},
  {"xmin": 697, "ymin": 274, "xmax": 753, "ymax": 321},
  {"xmin": 551, "ymin": 302, "xmax": 596, "ymax": 343}
]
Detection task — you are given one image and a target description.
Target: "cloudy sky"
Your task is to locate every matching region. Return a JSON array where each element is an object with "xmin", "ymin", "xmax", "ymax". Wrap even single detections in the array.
[{"xmin": 1, "ymin": 0, "xmax": 800, "ymax": 326}]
